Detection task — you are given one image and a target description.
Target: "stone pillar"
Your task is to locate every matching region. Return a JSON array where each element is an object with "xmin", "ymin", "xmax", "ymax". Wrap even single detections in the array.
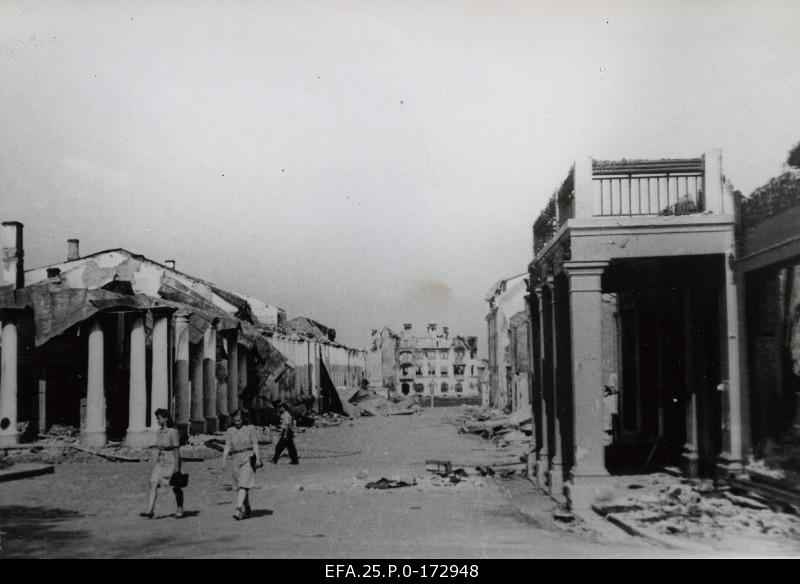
[
  {"xmin": 544, "ymin": 279, "xmax": 563, "ymax": 498},
  {"xmin": 533, "ymin": 286, "xmax": 549, "ymax": 487},
  {"xmin": 735, "ymin": 266, "xmax": 753, "ymax": 465},
  {"xmin": 0, "ymin": 310, "xmax": 20, "ymax": 447},
  {"xmin": 217, "ymin": 334, "xmax": 230, "ymax": 430},
  {"xmin": 126, "ymin": 313, "xmax": 150, "ymax": 447},
  {"xmin": 227, "ymin": 335, "xmax": 239, "ymax": 415},
  {"xmin": 718, "ymin": 254, "xmax": 744, "ymax": 476},
  {"xmin": 681, "ymin": 276, "xmax": 700, "ymax": 477},
  {"xmin": 38, "ymin": 377, "xmax": 47, "ymax": 436},
  {"xmin": 190, "ymin": 342, "xmax": 205, "ymax": 434},
  {"xmin": 173, "ymin": 311, "xmax": 191, "ymax": 440},
  {"xmin": 150, "ymin": 310, "xmax": 171, "ymax": 430},
  {"xmin": 237, "ymin": 345, "xmax": 248, "ymax": 410},
  {"xmin": 83, "ymin": 317, "xmax": 107, "ymax": 447},
  {"xmin": 564, "ymin": 261, "xmax": 610, "ymax": 509},
  {"xmin": 203, "ymin": 322, "xmax": 218, "ymax": 433}
]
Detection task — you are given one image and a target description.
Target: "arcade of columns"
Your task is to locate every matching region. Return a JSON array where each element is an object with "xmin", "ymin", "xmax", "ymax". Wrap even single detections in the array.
[{"xmin": 0, "ymin": 306, "xmax": 253, "ymax": 448}]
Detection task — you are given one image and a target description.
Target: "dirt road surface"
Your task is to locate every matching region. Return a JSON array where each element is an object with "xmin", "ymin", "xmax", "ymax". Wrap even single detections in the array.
[{"xmin": 0, "ymin": 407, "xmax": 792, "ymax": 558}]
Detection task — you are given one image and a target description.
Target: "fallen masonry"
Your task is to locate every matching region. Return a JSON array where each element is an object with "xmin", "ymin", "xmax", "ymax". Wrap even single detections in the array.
[{"xmin": 592, "ymin": 474, "xmax": 800, "ymax": 543}]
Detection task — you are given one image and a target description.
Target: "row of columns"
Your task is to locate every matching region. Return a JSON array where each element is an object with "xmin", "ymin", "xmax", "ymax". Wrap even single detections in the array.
[
  {"xmin": 528, "ymin": 255, "xmax": 745, "ymax": 507},
  {"xmin": 528, "ymin": 262, "xmax": 609, "ymax": 506},
  {"xmin": 83, "ymin": 310, "xmax": 250, "ymax": 446}
]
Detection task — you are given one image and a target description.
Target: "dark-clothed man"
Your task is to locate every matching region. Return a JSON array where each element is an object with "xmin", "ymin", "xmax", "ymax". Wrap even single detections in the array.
[{"xmin": 272, "ymin": 404, "xmax": 299, "ymax": 465}]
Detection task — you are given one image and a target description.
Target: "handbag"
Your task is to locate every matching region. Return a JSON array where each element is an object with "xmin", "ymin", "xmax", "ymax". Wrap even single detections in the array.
[
  {"xmin": 169, "ymin": 472, "xmax": 189, "ymax": 488},
  {"xmin": 249, "ymin": 454, "xmax": 258, "ymax": 471}
]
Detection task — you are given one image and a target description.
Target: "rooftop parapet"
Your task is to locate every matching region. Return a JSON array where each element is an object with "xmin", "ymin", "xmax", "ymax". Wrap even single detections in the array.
[{"xmin": 532, "ymin": 149, "xmax": 730, "ymax": 260}]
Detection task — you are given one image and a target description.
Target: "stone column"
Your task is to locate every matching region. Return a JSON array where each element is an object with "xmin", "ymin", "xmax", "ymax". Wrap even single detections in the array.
[
  {"xmin": 564, "ymin": 261, "xmax": 610, "ymax": 509},
  {"xmin": 718, "ymin": 254, "xmax": 744, "ymax": 476},
  {"xmin": 190, "ymin": 341, "xmax": 205, "ymax": 434},
  {"xmin": 533, "ymin": 286, "xmax": 549, "ymax": 487},
  {"xmin": 0, "ymin": 310, "xmax": 20, "ymax": 447},
  {"xmin": 83, "ymin": 317, "xmax": 107, "ymax": 447},
  {"xmin": 126, "ymin": 313, "xmax": 150, "ymax": 447},
  {"xmin": 203, "ymin": 321, "xmax": 218, "ymax": 433},
  {"xmin": 227, "ymin": 335, "xmax": 239, "ymax": 415},
  {"xmin": 38, "ymin": 377, "xmax": 47, "ymax": 436},
  {"xmin": 735, "ymin": 265, "xmax": 752, "ymax": 465},
  {"xmin": 150, "ymin": 309, "xmax": 171, "ymax": 428},
  {"xmin": 173, "ymin": 311, "xmax": 191, "ymax": 440},
  {"xmin": 237, "ymin": 346, "xmax": 248, "ymax": 410},
  {"xmin": 216, "ymin": 333, "xmax": 230, "ymax": 430},
  {"xmin": 681, "ymin": 277, "xmax": 700, "ymax": 477},
  {"xmin": 545, "ymin": 278, "xmax": 564, "ymax": 499}
]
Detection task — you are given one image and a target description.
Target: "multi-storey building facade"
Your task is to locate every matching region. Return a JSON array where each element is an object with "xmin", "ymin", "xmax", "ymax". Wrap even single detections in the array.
[{"xmin": 393, "ymin": 323, "xmax": 482, "ymax": 399}]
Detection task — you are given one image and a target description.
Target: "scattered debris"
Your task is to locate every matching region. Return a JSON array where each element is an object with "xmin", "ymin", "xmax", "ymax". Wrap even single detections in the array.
[
  {"xmin": 425, "ymin": 460, "xmax": 452, "ymax": 475},
  {"xmin": 553, "ymin": 509, "xmax": 576, "ymax": 523},
  {"xmin": 356, "ymin": 469, "xmax": 370, "ymax": 480},
  {"xmin": 594, "ymin": 474, "xmax": 800, "ymax": 542},
  {"xmin": 0, "ymin": 463, "xmax": 55, "ymax": 483},
  {"xmin": 366, "ymin": 477, "xmax": 417, "ymax": 489},
  {"xmin": 67, "ymin": 445, "xmax": 141, "ymax": 462}
]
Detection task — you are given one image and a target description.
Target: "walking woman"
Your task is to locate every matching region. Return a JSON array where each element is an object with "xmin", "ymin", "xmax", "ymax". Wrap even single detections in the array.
[
  {"xmin": 140, "ymin": 408, "xmax": 184, "ymax": 519},
  {"xmin": 222, "ymin": 409, "xmax": 261, "ymax": 520}
]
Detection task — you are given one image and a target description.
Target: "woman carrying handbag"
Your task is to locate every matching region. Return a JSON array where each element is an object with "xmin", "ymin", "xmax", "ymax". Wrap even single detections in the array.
[
  {"xmin": 222, "ymin": 409, "xmax": 261, "ymax": 520},
  {"xmin": 140, "ymin": 409, "xmax": 185, "ymax": 519}
]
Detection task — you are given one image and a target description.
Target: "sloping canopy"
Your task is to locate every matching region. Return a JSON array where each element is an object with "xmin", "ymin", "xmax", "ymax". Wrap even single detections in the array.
[{"xmin": 9, "ymin": 283, "xmax": 163, "ymax": 346}]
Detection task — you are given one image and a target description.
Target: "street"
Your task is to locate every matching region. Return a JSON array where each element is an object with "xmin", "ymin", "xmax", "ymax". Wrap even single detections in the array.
[{"xmin": 0, "ymin": 407, "xmax": 672, "ymax": 558}]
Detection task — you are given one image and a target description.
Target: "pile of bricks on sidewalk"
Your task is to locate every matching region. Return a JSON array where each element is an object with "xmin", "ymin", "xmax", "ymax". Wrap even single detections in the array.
[
  {"xmin": 456, "ymin": 406, "xmax": 532, "ymax": 455},
  {"xmin": 593, "ymin": 473, "xmax": 800, "ymax": 542}
]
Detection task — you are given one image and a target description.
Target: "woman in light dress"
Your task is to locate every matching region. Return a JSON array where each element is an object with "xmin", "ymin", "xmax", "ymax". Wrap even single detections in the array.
[
  {"xmin": 222, "ymin": 409, "xmax": 261, "ymax": 520},
  {"xmin": 140, "ymin": 408, "xmax": 184, "ymax": 519}
]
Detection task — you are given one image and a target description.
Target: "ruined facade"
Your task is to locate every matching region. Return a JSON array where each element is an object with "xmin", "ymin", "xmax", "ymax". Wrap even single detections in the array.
[
  {"xmin": 485, "ymin": 273, "xmax": 528, "ymax": 412},
  {"xmin": 392, "ymin": 323, "xmax": 482, "ymax": 399},
  {"xmin": 366, "ymin": 326, "xmax": 399, "ymax": 396},
  {"xmin": 736, "ymin": 168, "xmax": 800, "ymax": 479},
  {"xmin": 0, "ymin": 226, "xmax": 366, "ymax": 447},
  {"xmin": 526, "ymin": 150, "xmax": 742, "ymax": 508}
]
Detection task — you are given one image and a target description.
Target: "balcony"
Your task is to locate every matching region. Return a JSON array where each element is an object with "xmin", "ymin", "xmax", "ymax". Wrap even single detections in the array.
[{"xmin": 531, "ymin": 150, "xmax": 735, "ymax": 269}]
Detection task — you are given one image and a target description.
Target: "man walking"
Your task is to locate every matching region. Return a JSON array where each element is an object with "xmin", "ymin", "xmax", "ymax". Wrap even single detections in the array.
[{"xmin": 272, "ymin": 403, "xmax": 299, "ymax": 465}]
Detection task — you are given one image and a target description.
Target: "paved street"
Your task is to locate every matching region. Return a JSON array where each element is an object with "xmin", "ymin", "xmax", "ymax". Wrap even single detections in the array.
[{"xmin": 0, "ymin": 407, "xmax": 793, "ymax": 558}]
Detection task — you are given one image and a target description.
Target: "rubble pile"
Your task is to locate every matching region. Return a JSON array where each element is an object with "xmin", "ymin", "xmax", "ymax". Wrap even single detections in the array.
[
  {"xmin": 747, "ymin": 435, "xmax": 800, "ymax": 485},
  {"xmin": 456, "ymin": 405, "xmax": 532, "ymax": 459},
  {"xmin": 595, "ymin": 476, "xmax": 800, "ymax": 542},
  {"xmin": 317, "ymin": 412, "xmax": 346, "ymax": 427},
  {"xmin": 330, "ymin": 387, "xmax": 422, "ymax": 418}
]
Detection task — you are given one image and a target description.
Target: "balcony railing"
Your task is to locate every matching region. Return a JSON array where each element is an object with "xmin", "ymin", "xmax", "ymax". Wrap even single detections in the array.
[
  {"xmin": 592, "ymin": 158, "xmax": 704, "ymax": 217},
  {"xmin": 532, "ymin": 151, "xmax": 727, "ymax": 259}
]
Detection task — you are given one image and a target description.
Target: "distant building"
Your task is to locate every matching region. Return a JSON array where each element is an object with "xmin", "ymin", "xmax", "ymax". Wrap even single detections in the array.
[
  {"xmin": 393, "ymin": 323, "xmax": 482, "ymax": 399},
  {"xmin": 485, "ymin": 273, "xmax": 528, "ymax": 411},
  {"xmin": 366, "ymin": 327, "xmax": 399, "ymax": 397}
]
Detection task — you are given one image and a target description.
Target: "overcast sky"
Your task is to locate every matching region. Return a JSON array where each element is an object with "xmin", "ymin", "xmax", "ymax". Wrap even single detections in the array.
[{"xmin": 2, "ymin": 0, "xmax": 800, "ymax": 351}]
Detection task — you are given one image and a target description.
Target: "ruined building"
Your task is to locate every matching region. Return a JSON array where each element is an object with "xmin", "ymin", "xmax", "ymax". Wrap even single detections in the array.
[
  {"xmin": 485, "ymin": 273, "xmax": 530, "ymax": 413},
  {"xmin": 366, "ymin": 326, "xmax": 400, "ymax": 396},
  {"xmin": 526, "ymin": 149, "xmax": 741, "ymax": 508},
  {"xmin": 0, "ymin": 225, "xmax": 366, "ymax": 447},
  {"xmin": 736, "ymin": 165, "xmax": 800, "ymax": 478},
  {"xmin": 392, "ymin": 323, "xmax": 483, "ymax": 400}
]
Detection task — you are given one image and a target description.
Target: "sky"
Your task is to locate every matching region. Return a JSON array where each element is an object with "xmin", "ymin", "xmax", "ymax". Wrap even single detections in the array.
[{"xmin": 2, "ymin": 0, "xmax": 800, "ymax": 352}]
